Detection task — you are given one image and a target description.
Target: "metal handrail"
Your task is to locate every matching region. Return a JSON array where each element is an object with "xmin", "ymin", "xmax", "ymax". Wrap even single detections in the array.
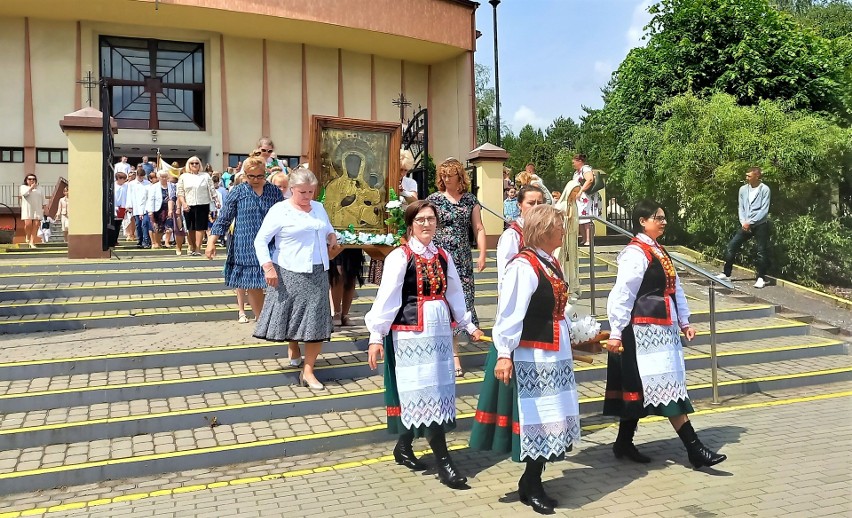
[{"xmin": 586, "ymin": 215, "xmax": 728, "ymax": 404}]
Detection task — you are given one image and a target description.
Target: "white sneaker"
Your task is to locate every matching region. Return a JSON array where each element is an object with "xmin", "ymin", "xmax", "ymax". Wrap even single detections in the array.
[
  {"xmin": 716, "ymin": 273, "xmax": 731, "ymax": 281},
  {"xmin": 754, "ymin": 277, "xmax": 766, "ymax": 289},
  {"xmin": 237, "ymin": 314, "xmax": 249, "ymax": 323}
]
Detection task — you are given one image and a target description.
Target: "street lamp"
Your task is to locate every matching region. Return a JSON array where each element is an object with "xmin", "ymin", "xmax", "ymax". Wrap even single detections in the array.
[{"xmin": 489, "ymin": 0, "xmax": 501, "ymax": 147}]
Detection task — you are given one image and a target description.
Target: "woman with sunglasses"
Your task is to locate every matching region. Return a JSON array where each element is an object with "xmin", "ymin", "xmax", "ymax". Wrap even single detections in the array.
[
  {"xmin": 177, "ymin": 156, "xmax": 220, "ymax": 256},
  {"xmin": 426, "ymin": 158, "xmax": 487, "ymax": 377},
  {"xmin": 365, "ymin": 200, "xmax": 483, "ymax": 490},
  {"xmin": 19, "ymin": 174, "xmax": 46, "ymax": 248},
  {"xmin": 604, "ymin": 200, "xmax": 726, "ymax": 469},
  {"xmin": 206, "ymin": 157, "xmax": 283, "ymax": 323}
]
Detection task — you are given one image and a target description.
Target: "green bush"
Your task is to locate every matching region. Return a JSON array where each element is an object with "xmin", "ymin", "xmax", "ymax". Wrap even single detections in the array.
[{"xmin": 772, "ymin": 215, "xmax": 852, "ymax": 287}]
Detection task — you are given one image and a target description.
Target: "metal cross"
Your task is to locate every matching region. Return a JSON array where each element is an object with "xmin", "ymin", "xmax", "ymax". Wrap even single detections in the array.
[
  {"xmin": 392, "ymin": 93, "xmax": 411, "ymax": 124},
  {"xmin": 77, "ymin": 71, "xmax": 98, "ymax": 107}
]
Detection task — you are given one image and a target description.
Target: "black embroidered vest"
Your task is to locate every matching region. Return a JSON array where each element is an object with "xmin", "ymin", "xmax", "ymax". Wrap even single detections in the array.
[
  {"xmin": 513, "ymin": 249, "xmax": 568, "ymax": 351},
  {"xmin": 628, "ymin": 238, "xmax": 677, "ymax": 326},
  {"xmin": 391, "ymin": 245, "xmax": 451, "ymax": 331}
]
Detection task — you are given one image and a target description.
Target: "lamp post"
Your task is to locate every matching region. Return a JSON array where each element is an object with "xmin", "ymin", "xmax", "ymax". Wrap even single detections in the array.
[{"xmin": 489, "ymin": 0, "xmax": 501, "ymax": 147}]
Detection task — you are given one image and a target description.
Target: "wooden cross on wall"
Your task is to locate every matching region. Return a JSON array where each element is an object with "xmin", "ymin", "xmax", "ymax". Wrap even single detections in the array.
[{"xmin": 77, "ymin": 71, "xmax": 98, "ymax": 107}]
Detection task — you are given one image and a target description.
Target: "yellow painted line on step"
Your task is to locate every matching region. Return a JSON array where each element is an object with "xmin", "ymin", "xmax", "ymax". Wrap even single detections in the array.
[
  {"xmin": 0, "ymin": 304, "xmax": 779, "ymax": 365},
  {"xmin": 2, "ymin": 390, "xmax": 849, "ymax": 518},
  {"xmin": 1, "ymin": 340, "xmax": 842, "ymax": 437},
  {"xmin": 0, "ymin": 279, "xmax": 224, "ymax": 293}
]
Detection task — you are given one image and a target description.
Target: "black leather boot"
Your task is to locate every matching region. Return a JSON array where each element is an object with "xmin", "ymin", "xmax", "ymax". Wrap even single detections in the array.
[
  {"xmin": 677, "ymin": 421, "xmax": 727, "ymax": 469},
  {"xmin": 613, "ymin": 418, "xmax": 651, "ymax": 463},
  {"xmin": 518, "ymin": 460, "xmax": 554, "ymax": 515},
  {"xmin": 428, "ymin": 429, "xmax": 468, "ymax": 489},
  {"xmin": 393, "ymin": 431, "xmax": 428, "ymax": 471}
]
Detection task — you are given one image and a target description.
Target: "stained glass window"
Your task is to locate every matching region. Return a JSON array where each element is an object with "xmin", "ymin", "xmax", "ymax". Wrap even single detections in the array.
[{"xmin": 100, "ymin": 36, "xmax": 205, "ymax": 131}]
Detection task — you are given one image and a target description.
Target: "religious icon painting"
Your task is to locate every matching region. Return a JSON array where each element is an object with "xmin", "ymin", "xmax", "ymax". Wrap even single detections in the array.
[{"xmin": 310, "ymin": 116, "xmax": 402, "ymax": 233}]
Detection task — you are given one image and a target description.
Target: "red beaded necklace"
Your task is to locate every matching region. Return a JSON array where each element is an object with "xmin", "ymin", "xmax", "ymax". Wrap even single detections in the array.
[{"xmin": 414, "ymin": 253, "xmax": 446, "ymax": 296}]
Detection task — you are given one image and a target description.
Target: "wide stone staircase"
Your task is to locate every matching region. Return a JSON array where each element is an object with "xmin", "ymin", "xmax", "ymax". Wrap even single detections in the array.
[{"xmin": 0, "ymin": 246, "xmax": 849, "ymax": 496}]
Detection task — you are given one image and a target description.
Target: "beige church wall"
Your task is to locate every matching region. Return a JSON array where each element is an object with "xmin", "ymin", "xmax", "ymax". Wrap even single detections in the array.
[
  {"xmin": 456, "ymin": 52, "xmax": 475, "ymax": 155},
  {"xmin": 374, "ymin": 56, "xmax": 401, "ymax": 123},
  {"xmin": 341, "ymin": 50, "xmax": 371, "ymax": 121},
  {"xmin": 404, "ymin": 62, "xmax": 428, "ymax": 117},
  {"xmin": 0, "ymin": 18, "xmax": 25, "ymax": 151},
  {"xmin": 429, "ymin": 58, "xmax": 460, "ymax": 164},
  {"xmin": 223, "ymin": 36, "xmax": 263, "ymax": 155},
  {"xmin": 266, "ymin": 40, "xmax": 302, "ymax": 158},
  {"xmin": 306, "ymin": 44, "xmax": 339, "ymax": 124},
  {"xmin": 30, "ymin": 19, "xmax": 76, "ymax": 148}
]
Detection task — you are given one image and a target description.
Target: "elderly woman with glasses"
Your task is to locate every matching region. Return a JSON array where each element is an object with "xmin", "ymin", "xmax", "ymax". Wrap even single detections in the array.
[
  {"xmin": 177, "ymin": 156, "xmax": 220, "ymax": 256},
  {"xmin": 426, "ymin": 158, "xmax": 487, "ymax": 377},
  {"xmin": 253, "ymin": 168, "xmax": 340, "ymax": 390},
  {"xmin": 19, "ymin": 173, "xmax": 46, "ymax": 248},
  {"xmin": 365, "ymin": 200, "xmax": 483, "ymax": 490},
  {"xmin": 207, "ymin": 157, "xmax": 283, "ymax": 323},
  {"xmin": 603, "ymin": 200, "xmax": 726, "ymax": 470}
]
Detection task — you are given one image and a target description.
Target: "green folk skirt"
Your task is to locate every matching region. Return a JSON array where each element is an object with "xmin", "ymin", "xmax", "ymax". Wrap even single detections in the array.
[
  {"xmin": 602, "ymin": 325, "xmax": 694, "ymax": 418},
  {"xmin": 468, "ymin": 347, "xmax": 567, "ymax": 463},
  {"xmin": 383, "ymin": 334, "xmax": 456, "ymax": 438}
]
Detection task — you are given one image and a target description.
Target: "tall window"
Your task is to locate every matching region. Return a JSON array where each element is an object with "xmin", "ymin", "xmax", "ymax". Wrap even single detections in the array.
[{"xmin": 100, "ymin": 36, "xmax": 205, "ymax": 131}]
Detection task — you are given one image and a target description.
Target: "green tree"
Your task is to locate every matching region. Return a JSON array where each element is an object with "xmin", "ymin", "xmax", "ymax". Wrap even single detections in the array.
[
  {"xmin": 615, "ymin": 93, "xmax": 852, "ymax": 286},
  {"xmin": 475, "ymin": 64, "xmax": 497, "ymax": 145},
  {"xmin": 603, "ymin": 0, "xmax": 848, "ymax": 155}
]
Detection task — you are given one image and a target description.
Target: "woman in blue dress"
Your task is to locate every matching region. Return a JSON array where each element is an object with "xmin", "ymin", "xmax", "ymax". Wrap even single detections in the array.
[{"xmin": 206, "ymin": 156, "xmax": 283, "ymax": 320}]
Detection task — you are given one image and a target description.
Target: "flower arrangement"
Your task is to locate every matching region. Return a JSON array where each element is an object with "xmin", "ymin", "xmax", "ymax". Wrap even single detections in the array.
[
  {"xmin": 335, "ymin": 225, "xmax": 397, "ymax": 246},
  {"xmin": 384, "ymin": 188, "xmax": 406, "ymax": 240},
  {"xmin": 330, "ymin": 189, "xmax": 407, "ymax": 247}
]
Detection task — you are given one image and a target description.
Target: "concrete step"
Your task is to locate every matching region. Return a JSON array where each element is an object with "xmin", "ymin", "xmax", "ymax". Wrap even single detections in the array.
[
  {"xmin": 0, "ymin": 334, "xmax": 844, "ymax": 451},
  {"xmin": 0, "ymin": 271, "xmax": 615, "ymax": 303},
  {"xmin": 0, "ymin": 314, "xmax": 818, "ymax": 413},
  {"xmin": 0, "ymin": 353, "xmax": 849, "ymax": 496},
  {"xmin": 0, "ymin": 302, "xmax": 779, "ymax": 380}
]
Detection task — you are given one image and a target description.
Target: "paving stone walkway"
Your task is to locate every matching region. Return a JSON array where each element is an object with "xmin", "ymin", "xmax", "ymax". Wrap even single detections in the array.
[{"xmin": 2, "ymin": 381, "xmax": 849, "ymax": 518}]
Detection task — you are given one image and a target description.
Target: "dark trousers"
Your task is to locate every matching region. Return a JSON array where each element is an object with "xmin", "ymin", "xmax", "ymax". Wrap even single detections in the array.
[
  {"xmin": 723, "ymin": 222, "xmax": 771, "ymax": 278},
  {"xmin": 135, "ymin": 214, "xmax": 151, "ymax": 246}
]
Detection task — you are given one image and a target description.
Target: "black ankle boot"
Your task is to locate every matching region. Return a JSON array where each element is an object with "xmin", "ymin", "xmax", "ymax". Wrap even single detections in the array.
[
  {"xmin": 613, "ymin": 419, "xmax": 651, "ymax": 463},
  {"xmin": 428, "ymin": 429, "xmax": 468, "ymax": 489},
  {"xmin": 393, "ymin": 431, "xmax": 428, "ymax": 471},
  {"xmin": 518, "ymin": 460, "xmax": 554, "ymax": 515},
  {"xmin": 677, "ymin": 421, "xmax": 727, "ymax": 469}
]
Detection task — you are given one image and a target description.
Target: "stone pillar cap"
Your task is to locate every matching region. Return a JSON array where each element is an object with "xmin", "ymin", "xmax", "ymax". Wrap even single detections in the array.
[
  {"xmin": 59, "ymin": 107, "xmax": 118, "ymax": 133},
  {"xmin": 468, "ymin": 142, "xmax": 509, "ymax": 161}
]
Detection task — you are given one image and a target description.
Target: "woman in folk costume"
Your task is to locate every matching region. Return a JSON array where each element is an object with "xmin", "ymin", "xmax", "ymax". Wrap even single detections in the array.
[
  {"xmin": 604, "ymin": 200, "xmax": 726, "ymax": 469},
  {"xmin": 365, "ymin": 200, "xmax": 484, "ymax": 490},
  {"xmin": 470, "ymin": 205, "xmax": 595, "ymax": 515},
  {"xmin": 496, "ymin": 184, "xmax": 545, "ymax": 289}
]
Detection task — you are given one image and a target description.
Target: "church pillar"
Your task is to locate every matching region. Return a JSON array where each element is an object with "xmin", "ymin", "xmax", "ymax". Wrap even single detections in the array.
[
  {"xmin": 468, "ymin": 143, "xmax": 509, "ymax": 248},
  {"xmin": 59, "ymin": 107, "xmax": 117, "ymax": 259}
]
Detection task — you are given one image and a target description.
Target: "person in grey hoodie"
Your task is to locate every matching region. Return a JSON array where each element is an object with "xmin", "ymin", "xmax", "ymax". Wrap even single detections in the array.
[{"xmin": 718, "ymin": 167, "xmax": 771, "ymax": 288}]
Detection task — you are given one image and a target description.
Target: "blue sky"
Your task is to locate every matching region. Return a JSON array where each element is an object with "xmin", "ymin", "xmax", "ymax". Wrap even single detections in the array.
[{"xmin": 474, "ymin": 0, "xmax": 654, "ymax": 132}]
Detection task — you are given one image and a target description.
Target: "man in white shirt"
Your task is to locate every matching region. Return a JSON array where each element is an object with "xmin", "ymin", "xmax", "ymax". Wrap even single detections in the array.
[
  {"xmin": 115, "ymin": 156, "xmax": 132, "ymax": 175},
  {"xmin": 127, "ymin": 170, "xmax": 152, "ymax": 248},
  {"xmin": 718, "ymin": 167, "xmax": 772, "ymax": 288}
]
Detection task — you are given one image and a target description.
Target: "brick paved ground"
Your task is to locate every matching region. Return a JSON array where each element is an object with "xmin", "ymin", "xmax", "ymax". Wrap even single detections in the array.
[{"xmin": 8, "ymin": 381, "xmax": 849, "ymax": 518}]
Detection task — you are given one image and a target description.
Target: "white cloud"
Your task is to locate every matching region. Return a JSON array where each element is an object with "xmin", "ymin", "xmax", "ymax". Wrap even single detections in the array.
[
  {"xmin": 626, "ymin": 0, "xmax": 654, "ymax": 52},
  {"xmin": 593, "ymin": 60, "xmax": 613, "ymax": 82},
  {"xmin": 512, "ymin": 105, "xmax": 548, "ymax": 131}
]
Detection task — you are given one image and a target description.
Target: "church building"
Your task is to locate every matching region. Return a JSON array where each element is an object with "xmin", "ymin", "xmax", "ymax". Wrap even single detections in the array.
[{"xmin": 0, "ymin": 0, "xmax": 478, "ymax": 204}]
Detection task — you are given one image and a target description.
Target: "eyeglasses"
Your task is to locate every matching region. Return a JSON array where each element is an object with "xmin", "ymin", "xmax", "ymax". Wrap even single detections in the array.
[
  {"xmin": 26, "ymin": 177, "xmax": 36, "ymax": 181},
  {"xmin": 413, "ymin": 216, "xmax": 438, "ymax": 225},
  {"xmin": 649, "ymin": 215, "xmax": 667, "ymax": 221},
  {"xmin": 246, "ymin": 174, "xmax": 265, "ymax": 180},
  {"xmin": 189, "ymin": 162, "xmax": 201, "ymax": 166},
  {"xmin": 260, "ymin": 148, "xmax": 273, "ymax": 153}
]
